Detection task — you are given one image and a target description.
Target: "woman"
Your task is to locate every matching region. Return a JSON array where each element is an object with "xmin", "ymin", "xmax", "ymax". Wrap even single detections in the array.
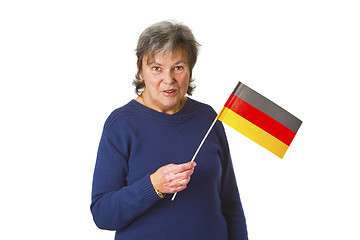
[{"xmin": 91, "ymin": 21, "xmax": 248, "ymax": 239}]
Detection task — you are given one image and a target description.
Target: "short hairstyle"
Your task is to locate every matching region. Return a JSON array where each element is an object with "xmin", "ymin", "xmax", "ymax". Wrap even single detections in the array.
[{"xmin": 133, "ymin": 21, "xmax": 200, "ymax": 95}]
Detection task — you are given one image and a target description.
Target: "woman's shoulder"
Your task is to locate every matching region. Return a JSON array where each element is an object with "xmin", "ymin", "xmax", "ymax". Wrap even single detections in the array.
[
  {"xmin": 186, "ymin": 98, "xmax": 217, "ymax": 117},
  {"xmin": 103, "ymin": 100, "xmax": 139, "ymax": 130}
]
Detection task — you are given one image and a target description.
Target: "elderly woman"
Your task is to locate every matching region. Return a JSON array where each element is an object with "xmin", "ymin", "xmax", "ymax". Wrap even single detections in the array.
[{"xmin": 91, "ymin": 21, "xmax": 248, "ymax": 239}]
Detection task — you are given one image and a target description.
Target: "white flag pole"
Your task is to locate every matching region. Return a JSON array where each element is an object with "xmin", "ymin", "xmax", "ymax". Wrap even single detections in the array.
[{"xmin": 171, "ymin": 117, "xmax": 218, "ymax": 201}]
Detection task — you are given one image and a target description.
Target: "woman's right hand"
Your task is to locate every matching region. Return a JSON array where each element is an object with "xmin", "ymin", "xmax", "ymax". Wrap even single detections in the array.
[{"xmin": 150, "ymin": 161, "xmax": 197, "ymax": 194}]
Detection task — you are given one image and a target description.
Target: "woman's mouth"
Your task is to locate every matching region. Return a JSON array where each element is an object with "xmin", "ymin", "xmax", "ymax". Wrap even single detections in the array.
[{"xmin": 163, "ymin": 89, "xmax": 177, "ymax": 94}]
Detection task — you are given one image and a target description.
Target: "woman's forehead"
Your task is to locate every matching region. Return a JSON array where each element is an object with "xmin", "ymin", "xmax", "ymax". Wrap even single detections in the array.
[{"xmin": 144, "ymin": 48, "xmax": 189, "ymax": 65}]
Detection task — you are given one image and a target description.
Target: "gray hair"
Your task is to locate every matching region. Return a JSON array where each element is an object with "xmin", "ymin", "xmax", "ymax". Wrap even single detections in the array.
[{"xmin": 133, "ymin": 21, "xmax": 200, "ymax": 95}]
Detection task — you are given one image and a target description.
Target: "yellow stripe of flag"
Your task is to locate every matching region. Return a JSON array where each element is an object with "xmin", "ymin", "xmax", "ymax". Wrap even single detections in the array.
[{"xmin": 217, "ymin": 107, "xmax": 289, "ymax": 158}]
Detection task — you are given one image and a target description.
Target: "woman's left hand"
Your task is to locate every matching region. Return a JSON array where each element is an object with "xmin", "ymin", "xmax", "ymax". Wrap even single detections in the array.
[{"xmin": 150, "ymin": 161, "xmax": 197, "ymax": 194}]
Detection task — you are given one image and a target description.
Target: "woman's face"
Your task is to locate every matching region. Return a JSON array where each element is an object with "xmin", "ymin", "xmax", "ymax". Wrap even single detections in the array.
[{"xmin": 139, "ymin": 48, "xmax": 190, "ymax": 114}]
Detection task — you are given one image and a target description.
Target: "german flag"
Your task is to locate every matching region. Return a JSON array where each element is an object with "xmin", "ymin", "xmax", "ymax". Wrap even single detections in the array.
[{"xmin": 217, "ymin": 82, "xmax": 302, "ymax": 158}]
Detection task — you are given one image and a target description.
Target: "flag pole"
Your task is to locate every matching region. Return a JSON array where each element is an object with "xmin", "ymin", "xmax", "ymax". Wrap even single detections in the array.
[{"xmin": 171, "ymin": 117, "xmax": 218, "ymax": 201}]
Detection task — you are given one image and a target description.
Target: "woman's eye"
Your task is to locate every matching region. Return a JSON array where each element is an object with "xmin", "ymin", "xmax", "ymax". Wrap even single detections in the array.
[
  {"xmin": 175, "ymin": 66, "xmax": 184, "ymax": 71},
  {"xmin": 152, "ymin": 67, "xmax": 161, "ymax": 71}
]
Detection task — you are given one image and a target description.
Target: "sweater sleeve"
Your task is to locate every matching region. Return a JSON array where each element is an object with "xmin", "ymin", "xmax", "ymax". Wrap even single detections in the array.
[
  {"xmin": 218, "ymin": 124, "xmax": 249, "ymax": 240},
  {"xmin": 90, "ymin": 128, "xmax": 160, "ymax": 230}
]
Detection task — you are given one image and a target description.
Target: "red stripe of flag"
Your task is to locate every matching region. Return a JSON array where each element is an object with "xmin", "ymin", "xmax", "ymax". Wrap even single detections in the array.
[{"xmin": 224, "ymin": 94, "xmax": 296, "ymax": 146}]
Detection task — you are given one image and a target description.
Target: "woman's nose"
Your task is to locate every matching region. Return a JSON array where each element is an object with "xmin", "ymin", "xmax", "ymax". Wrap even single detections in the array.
[{"xmin": 162, "ymin": 70, "xmax": 175, "ymax": 84}]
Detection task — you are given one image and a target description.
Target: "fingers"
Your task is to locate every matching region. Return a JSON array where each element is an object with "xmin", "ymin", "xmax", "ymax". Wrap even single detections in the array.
[
  {"xmin": 165, "ymin": 162, "xmax": 195, "ymax": 193},
  {"xmin": 167, "ymin": 177, "xmax": 191, "ymax": 193},
  {"xmin": 173, "ymin": 161, "xmax": 197, "ymax": 173},
  {"xmin": 150, "ymin": 162, "xmax": 197, "ymax": 194}
]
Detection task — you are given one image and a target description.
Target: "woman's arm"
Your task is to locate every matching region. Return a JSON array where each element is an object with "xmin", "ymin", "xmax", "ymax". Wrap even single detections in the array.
[
  {"xmin": 90, "ymin": 129, "xmax": 160, "ymax": 230},
  {"xmin": 217, "ymin": 124, "xmax": 249, "ymax": 240},
  {"xmin": 220, "ymin": 156, "xmax": 248, "ymax": 240},
  {"xmin": 90, "ymin": 128, "xmax": 196, "ymax": 230}
]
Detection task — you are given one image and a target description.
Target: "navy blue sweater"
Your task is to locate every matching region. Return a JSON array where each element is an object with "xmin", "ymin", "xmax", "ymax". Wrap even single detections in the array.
[{"xmin": 91, "ymin": 98, "xmax": 248, "ymax": 239}]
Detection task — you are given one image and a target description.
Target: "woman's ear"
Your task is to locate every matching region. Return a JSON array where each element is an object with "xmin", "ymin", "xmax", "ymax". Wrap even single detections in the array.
[{"xmin": 137, "ymin": 61, "xmax": 143, "ymax": 81}]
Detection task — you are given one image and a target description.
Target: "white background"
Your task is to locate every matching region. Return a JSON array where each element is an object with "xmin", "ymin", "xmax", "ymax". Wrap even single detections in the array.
[{"xmin": 1, "ymin": 0, "xmax": 359, "ymax": 239}]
